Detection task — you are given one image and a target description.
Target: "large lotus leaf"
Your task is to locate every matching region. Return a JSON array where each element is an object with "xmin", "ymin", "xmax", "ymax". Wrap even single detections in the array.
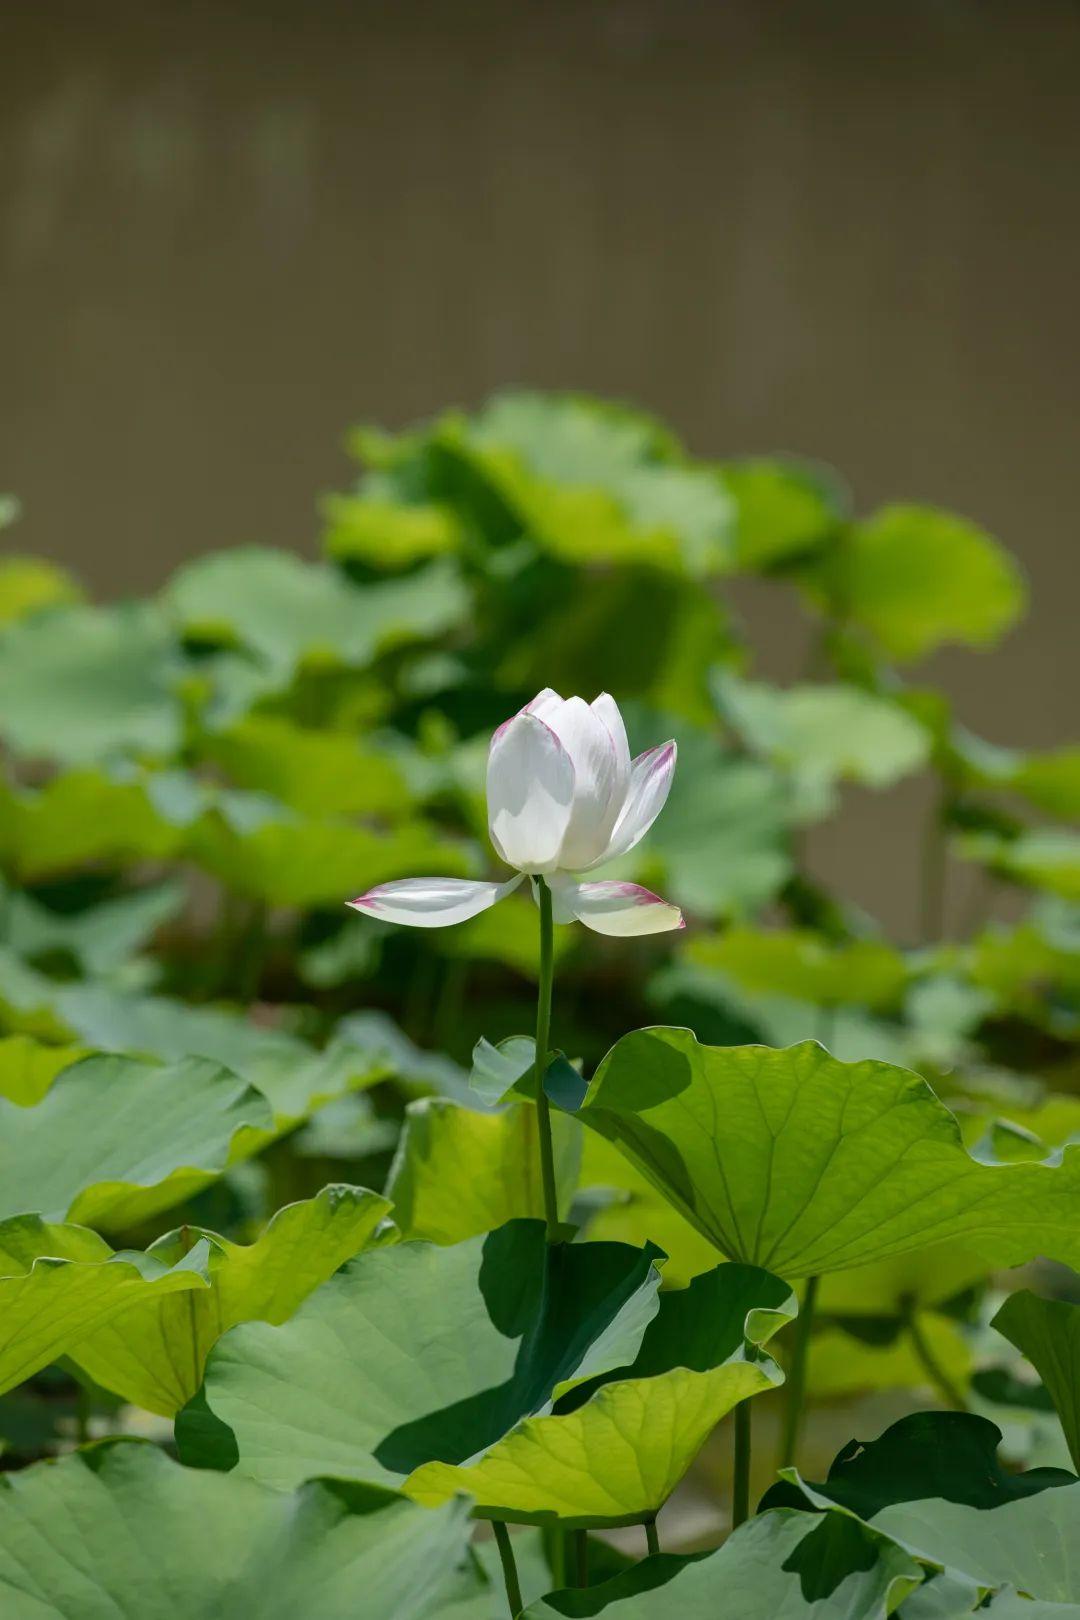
[
  {"xmin": 767, "ymin": 1413, "xmax": 1073, "ymax": 1520},
  {"xmin": 0, "ymin": 1440, "xmax": 478, "ymax": 1619},
  {"xmin": 0, "ymin": 1035, "xmax": 88, "ymax": 1105},
  {"xmin": 165, "ymin": 546, "xmax": 468, "ymax": 677},
  {"xmin": 0, "ymin": 602, "xmax": 183, "ymax": 764},
  {"xmin": 617, "ymin": 719, "xmax": 794, "ymax": 918},
  {"xmin": 197, "ymin": 715, "xmax": 412, "ymax": 818},
  {"xmin": 522, "ymin": 1507, "xmax": 922, "ymax": 1617},
  {"xmin": 187, "ymin": 805, "xmax": 477, "ymax": 906},
  {"xmin": 686, "ymin": 928, "xmax": 908, "ymax": 1011},
  {"xmin": 815, "ymin": 1244, "xmax": 991, "ymax": 1317},
  {"xmin": 407, "ymin": 1263, "xmax": 793, "ymax": 1527},
  {"xmin": 0, "ymin": 1215, "xmax": 211, "ymax": 1395},
  {"xmin": 719, "ymin": 456, "xmax": 847, "ymax": 570},
  {"xmin": 0, "ymin": 554, "xmax": 81, "ymax": 628},
  {"xmin": 799, "ymin": 504, "xmax": 1025, "ymax": 662},
  {"xmin": 993, "ymin": 1291, "xmax": 1080, "ymax": 1471},
  {"xmin": 322, "ymin": 489, "xmax": 465, "ymax": 567},
  {"xmin": 0, "ymin": 767, "xmax": 186, "ymax": 878},
  {"xmin": 572, "ymin": 1031, "xmax": 1080, "ymax": 1278},
  {"xmin": 0, "ymin": 1052, "xmax": 271, "ymax": 1230},
  {"xmin": 439, "ymin": 392, "xmax": 735, "ymax": 576},
  {"xmin": 37, "ymin": 982, "xmax": 393, "ymax": 1128},
  {"xmin": 72, "ymin": 1186, "xmax": 391, "ymax": 1416},
  {"xmin": 178, "ymin": 1221, "xmax": 664, "ymax": 1493},
  {"xmin": 2, "ymin": 879, "xmax": 185, "ymax": 976},
  {"xmin": 971, "ymin": 916, "xmax": 1080, "ymax": 1032},
  {"xmin": 714, "ymin": 674, "xmax": 930, "ymax": 791},
  {"xmin": 386, "ymin": 1098, "xmax": 581, "ymax": 1245},
  {"xmin": 579, "ymin": 1133, "xmax": 720, "ymax": 1287},
  {"xmin": 961, "ymin": 830, "xmax": 1080, "ymax": 903}
]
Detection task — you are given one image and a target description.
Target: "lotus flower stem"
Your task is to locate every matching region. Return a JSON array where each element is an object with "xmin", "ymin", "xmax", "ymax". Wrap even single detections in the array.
[
  {"xmin": 492, "ymin": 1521, "xmax": 523, "ymax": 1616},
  {"xmin": 573, "ymin": 1528, "xmax": 588, "ymax": 1587},
  {"xmin": 778, "ymin": 1273, "xmax": 819, "ymax": 1469},
  {"xmin": 533, "ymin": 876, "xmax": 560, "ymax": 1242},
  {"xmin": 732, "ymin": 1399, "xmax": 752, "ymax": 1527}
]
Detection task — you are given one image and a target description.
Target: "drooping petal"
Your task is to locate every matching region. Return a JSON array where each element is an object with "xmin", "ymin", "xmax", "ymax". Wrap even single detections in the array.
[
  {"xmin": 547, "ymin": 875, "xmax": 684, "ymax": 936},
  {"xmin": 592, "ymin": 739, "xmax": 677, "ymax": 866},
  {"xmin": 487, "ymin": 713, "xmax": 575, "ymax": 872},
  {"xmin": 346, "ymin": 873, "xmax": 523, "ymax": 928},
  {"xmin": 539, "ymin": 696, "xmax": 622, "ymax": 870}
]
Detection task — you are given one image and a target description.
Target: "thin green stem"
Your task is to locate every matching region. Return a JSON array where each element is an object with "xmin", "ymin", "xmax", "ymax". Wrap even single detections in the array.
[
  {"xmin": 533, "ymin": 877, "xmax": 560, "ymax": 1242},
  {"xmin": 492, "ymin": 1522, "xmax": 523, "ymax": 1617},
  {"xmin": 920, "ymin": 791, "xmax": 948, "ymax": 943},
  {"xmin": 548, "ymin": 1527, "xmax": 566, "ymax": 1588},
  {"xmin": 573, "ymin": 1528, "xmax": 588, "ymax": 1587},
  {"xmin": 75, "ymin": 1382, "xmax": 91, "ymax": 1447},
  {"xmin": 732, "ymin": 1399, "xmax": 752, "ymax": 1527},
  {"xmin": 901, "ymin": 1296, "xmax": 967, "ymax": 1411},
  {"xmin": 644, "ymin": 1516, "xmax": 660, "ymax": 1557},
  {"xmin": 779, "ymin": 1274, "xmax": 819, "ymax": 1469}
]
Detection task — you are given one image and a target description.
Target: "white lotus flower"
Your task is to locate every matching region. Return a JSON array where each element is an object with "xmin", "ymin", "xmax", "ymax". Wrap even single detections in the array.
[{"xmin": 347, "ymin": 689, "xmax": 682, "ymax": 936}]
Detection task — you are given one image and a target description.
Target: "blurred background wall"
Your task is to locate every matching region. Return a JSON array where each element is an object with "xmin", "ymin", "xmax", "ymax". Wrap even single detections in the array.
[{"xmin": 3, "ymin": 0, "xmax": 1077, "ymax": 930}]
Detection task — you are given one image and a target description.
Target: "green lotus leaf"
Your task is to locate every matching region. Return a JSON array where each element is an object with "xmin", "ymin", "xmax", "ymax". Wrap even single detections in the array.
[
  {"xmin": 439, "ymin": 895, "xmax": 575, "ymax": 980},
  {"xmin": 72, "ymin": 1186, "xmax": 391, "ymax": 1416},
  {"xmin": 322, "ymin": 491, "xmax": 465, "ymax": 567},
  {"xmin": 719, "ymin": 456, "xmax": 847, "ymax": 570},
  {"xmin": 439, "ymin": 392, "xmax": 735, "ymax": 576},
  {"xmin": 197, "ymin": 715, "xmax": 412, "ymax": 818},
  {"xmin": 815, "ymin": 1245, "xmax": 990, "ymax": 1317},
  {"xmin": 686, "ymin": 928, "xmax": 908, "ymax": 1011},
  {"xmin": 993, "ymin": 1291, "xmax": 1080, "ymax": 1471},
  {"xmin": 37, "ymin": 982, "xmax": 393, "ymax": 1129},
  {"xmin": 572, "ymin": 1030, "xmax": 1080, "ymax": 1278},
  {"xmin": 469, "ymin": 1035, "xmax": 540, "ymax": 1105},
  {"xmin": 714, "ymin": 674, "xmax": 930, "ymax": 791},
  {"xmin": 187, "ymin": 805, "xmax": 477, "ymax": 906},
  {"xmin": 407, "ymin": 1262, "xmax": 793, "ymax": 1527},
  {"xmin": 807, "ymin": 1315, "xmax": 971, "ymax": 1402},
  {"xmin": 0, "ymin": 1440, "xmax": 478, "ymax": 1619},
  {"xmin": 521, "ymin": 1508, "xmax": 923, "ymax": 1618},
  {"xmin": 0, "ymin": 1035, "xmax": 89, "ymax": 1105},
  {"xmin": 165, "ymin": 546, "xmax": 468, "ymax": 677},
  {"xmin": 0, "ymin": 767, "xmax": 186, "ymax": 879},
  {"xmin": 800, "ymin": 504, "xmax": 1025, "ymax": 662},
  {"xmin": 0, "ymin": 554, "xmax": 82, "ymax": 628},
  {"xmin": 0, "ymin": 602, "xmax": 183, "ymax": 764},
  {"xmin": 0, "ymin": 1052, "xmax": 271, "ymax": 1230},
  {"xmin": 578, "ymin": 1132, "xmax": 720, "ymax": 1288},
  {"xmin": 386, "ymin": 1098, "xmax": 581, "ymax": 1245},
  {"xmin": 766, "ymin": 1413, "xmax": 1072, "ymax": 1519},
  {"xmin": 178, "ymin": 1221, "xmax": 664, "ymax": 1494},
  {"xmin": 961, "ymin": 830, "xmax": 1080, "ymax": 902},
  {"xmin": 970, "ymin": 913, "xmax": 1080, "ymax": 1032},
  {"xmin": 1, "ymin": 878, "xmax": 185, "ymax": 976},
  {"xmin": 0, "ymin": 1215, "xmax": 211, "ymax": 1396}
]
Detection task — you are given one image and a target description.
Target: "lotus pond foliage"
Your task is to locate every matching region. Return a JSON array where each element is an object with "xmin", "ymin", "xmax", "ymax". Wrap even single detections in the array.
[{"xmin": 0, "ymin": 392, "xmax": 1077, "ymax": 1616}]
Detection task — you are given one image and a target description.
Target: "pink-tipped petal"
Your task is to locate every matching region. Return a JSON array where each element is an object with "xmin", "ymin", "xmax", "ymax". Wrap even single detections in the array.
[
  {"xmin": 593, "ymin": 739, "xmax": 677, "ymax": 866},
  {"xmin": 487, "ymin": 713, "xmax": 575, "ymax": 873},
  {"xmin": 346, "ymin": 874, "xmax": 523, "ymax": 928},
  {"xmin": 524, "ymin": 687, "xmax": 564, "ymax": 723},
  {"xmin": 590, "ymin": 692, "xmax": 631, "ymax": 783},
  {"xmin": 542, "ymin": 696, "xmax": 623, "ymax": 870},
  {"xmin": 548, "ymin": 876, "xmax": 683, "ymax": 937}
]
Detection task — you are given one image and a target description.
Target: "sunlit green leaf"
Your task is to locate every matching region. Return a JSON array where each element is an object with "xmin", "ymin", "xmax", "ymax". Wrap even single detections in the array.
[
  {"xmin": 0, "ymin": 1035, "xmax": 89, "ymax": 1106},
  {"xmin": 572, "ymin": 1030, "xmax": 1080, "ymax": 1278},
  {"xmin": 197, "ymin": 715, "xmax": 412, "ymax": 818},
  {"xmin": 0, "ymin": 1052, "xmax": 271, "ymax": 1231},
  {"xmin": 441, "ymin": 392, "xmax": 735, "ymax": 576},
  {"xmin": 0, "ymin": 1216, "xmax": 211, "ymax": 1397},
  {"xmin": 714, "ymin": 673, "xmax": 930, "ymax": 791},
  {"xmin": 322, "ymin": 492, "xmax": 465, "ymax": 567},
  {"xmin": 408, "ymin": 1263, "xmax": 792, "ymax": 1526},
  {"xmin": 0, "ymin": 767, "xmax": 187, "ymax": 879},
  {"xmin": 0, "ymin": 603, "xmax": 183, "ymax": 764},
  {"xmin": 1, "ymin": 879, "xmax": 185, "ymax": 976},
  {"xmin": 801, "ymin": 505, "xmax": 1025, "ymax": 662},
  {"xmin": 0, "ymin": 555, "xmax": 81, "ymax": 628},
  {"xmin": 0, "ymin": 1441, "xmax": 477, "ymax": 1619},
  {"xmin": 686, "ymin": 928, "xmax": 908, "ymax": 1010},
  {"xmin": 521, "ymin": 1508, "xmax": 922, "ymax": 1618},
  {"xmin": 719, "ymin": 456, "xmax": 847, "ymax": 571},
  {"xmin": 993, "ymin": 1291, "xmax": 1080, "ymax": 1471},
  {"xmin": 72, "ymin": 1186, "xmax": 391, "ymax": 1416},
  {"xmin": 808, "ymin": 1315, "xmax": 972, "ymax": 1401},
  {"xmin": 165, "ymin": 547, "xmax": 468, "ymax": 677},
  {"xmin": 178, "ymin": 1221, "xmax": 663, "ymax": 1494},
  {"xmin": 960, "ymin": 830, "xmax": 1080, "ymax": 902},
  {"xmin": 386, "ymin": 1098, "xmax": 580, "ymax": 1244}
]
